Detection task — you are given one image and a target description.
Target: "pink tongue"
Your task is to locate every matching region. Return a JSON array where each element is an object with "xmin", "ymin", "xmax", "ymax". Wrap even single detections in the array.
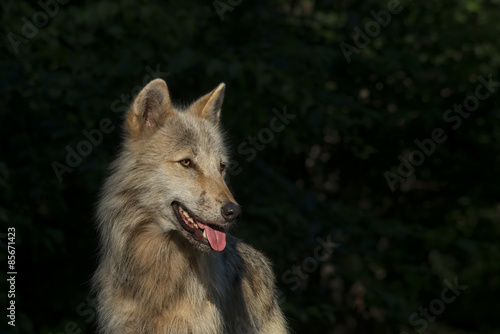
[{"xmin": 197, "ymin": 222, "xmax": 226, "ymax": 251}]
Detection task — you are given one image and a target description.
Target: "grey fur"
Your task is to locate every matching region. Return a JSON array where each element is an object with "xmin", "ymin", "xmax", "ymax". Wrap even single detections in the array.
[{"xmin": 93, "ymin": 79, "xmax": 289, "ymax": 334}]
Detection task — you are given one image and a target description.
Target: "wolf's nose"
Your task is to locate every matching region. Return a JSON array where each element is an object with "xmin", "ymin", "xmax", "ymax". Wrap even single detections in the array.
[{"xmin": 221, "ymin": 202, "xmax": 241, "ymax": 222}]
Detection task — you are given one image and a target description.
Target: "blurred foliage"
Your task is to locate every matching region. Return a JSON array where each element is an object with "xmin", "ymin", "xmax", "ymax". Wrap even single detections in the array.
[{"xmin": 1, "ymin": 0, "xmax": 500, "ymax": 333}]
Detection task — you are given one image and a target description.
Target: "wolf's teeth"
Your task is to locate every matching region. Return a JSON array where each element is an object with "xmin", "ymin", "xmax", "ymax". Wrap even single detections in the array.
[
  {"xmin": 202, "ymin": 230, "xmax": 206, "ymax": 238},
  {"xmin": 194, "ymin": 223, "xmax": 199, "ymax": 228},
  {"xmin": 188, "ymin": 217, "xmax": 194, "ymax": 223}
]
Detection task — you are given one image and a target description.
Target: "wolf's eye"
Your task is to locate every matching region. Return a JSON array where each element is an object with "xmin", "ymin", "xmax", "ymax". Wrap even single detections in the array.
[
  {"xmin": 180, "ymin": 159, "xmax": 192, "ymax": 167},
  {"xmin": 220, "ymin": 162, "xmax": 226, "ymax": 173}
]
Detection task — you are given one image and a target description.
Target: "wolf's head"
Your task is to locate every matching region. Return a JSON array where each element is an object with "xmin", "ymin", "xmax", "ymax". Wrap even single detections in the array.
[{"xmin": 118, "ymin": 79, "xmax": 240, "ymax": 252}]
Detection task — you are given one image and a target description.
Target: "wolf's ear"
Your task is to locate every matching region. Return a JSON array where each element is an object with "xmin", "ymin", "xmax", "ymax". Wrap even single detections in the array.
[
  {"xmin": 126, "ymin": 79, "xmax": 173, "ymax": 139},
  {"xmin": 190, "ymin": 83, "xmax": 225, "ymax": 124}
]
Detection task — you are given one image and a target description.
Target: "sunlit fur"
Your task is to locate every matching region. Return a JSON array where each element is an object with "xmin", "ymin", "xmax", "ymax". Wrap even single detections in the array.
[{"xmin": 93, "ymin": 79, "xmax": 288, "ymax": 333}]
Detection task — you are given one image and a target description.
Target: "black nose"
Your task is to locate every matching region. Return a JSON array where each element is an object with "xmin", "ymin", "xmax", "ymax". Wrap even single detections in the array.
[{"xmin": 221, "ymin": 202, "xmax": 241, "ymax": 222}]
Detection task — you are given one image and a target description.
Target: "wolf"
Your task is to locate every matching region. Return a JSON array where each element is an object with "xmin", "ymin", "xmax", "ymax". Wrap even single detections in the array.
[{"xmin": 93, "ymin": 78, "xmax": 289, "ymax": 334}]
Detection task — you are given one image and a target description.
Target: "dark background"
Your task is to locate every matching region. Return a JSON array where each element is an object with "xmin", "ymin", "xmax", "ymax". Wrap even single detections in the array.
[{"xmin": 1, "ymin": 0, "xmax": 499, "ymax": 333}]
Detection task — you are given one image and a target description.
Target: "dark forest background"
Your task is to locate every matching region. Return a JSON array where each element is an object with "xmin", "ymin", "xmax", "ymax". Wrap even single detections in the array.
[{"xmin": 1, "ymin": 0, "xmax": 499, "ymax": 333}]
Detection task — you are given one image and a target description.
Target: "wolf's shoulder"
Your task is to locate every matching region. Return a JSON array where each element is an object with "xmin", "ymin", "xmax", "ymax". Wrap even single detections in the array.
[
  {"xmin": 224, "ymin": 236, "xmax": 276, "ymax": 286},
  {"xmin": 226, "ymin": 236, "xmax": 272, "ymax": 264},
  {"xmin": 222, "ymin": 236, "xmax": 285, "ymax": 331}
]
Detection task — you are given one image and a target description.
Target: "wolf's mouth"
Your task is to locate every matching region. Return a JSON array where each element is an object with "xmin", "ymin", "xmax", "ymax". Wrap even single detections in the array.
[{"xmin": 172, "ymin": 202, "xmax": 227, "ymax": 251}]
